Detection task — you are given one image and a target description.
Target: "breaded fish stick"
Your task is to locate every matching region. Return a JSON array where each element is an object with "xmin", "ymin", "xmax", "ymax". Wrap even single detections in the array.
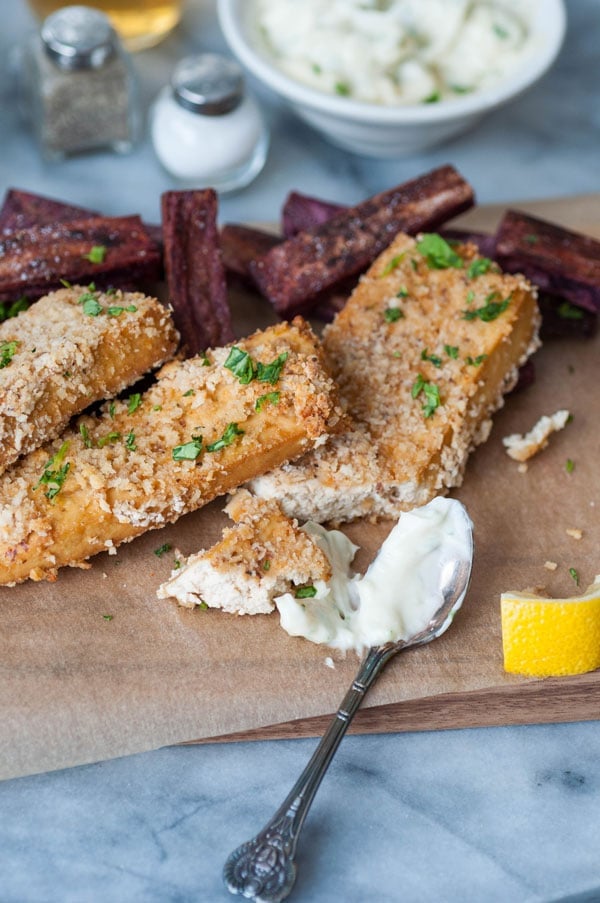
[
  {"xmin": 0, "ymin": 286, "xmax": 178, "ymax": 475},
  {"xmin": 0, "ymin": 319, "xmax": 341, "ymax": 584},
  {"xmin": 251, "ymin": 233, "xmax": 540, "ymax": 523}
]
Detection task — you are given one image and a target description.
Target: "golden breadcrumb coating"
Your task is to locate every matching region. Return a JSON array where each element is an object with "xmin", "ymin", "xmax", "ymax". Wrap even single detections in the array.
[
  {"xmin": 0, "ymin": 318, "xmax": 342, "ymax": 585},
  {"xmin": 251, "ymin": 233, "xmax": 541, "ymax": 523},
  {"xmin": 157, "ymin": 489, "xmax": 332, "ymax": 614},
  {"xmin": 0, "ymin": 286, "xmax": 179, "ymax": 475}
]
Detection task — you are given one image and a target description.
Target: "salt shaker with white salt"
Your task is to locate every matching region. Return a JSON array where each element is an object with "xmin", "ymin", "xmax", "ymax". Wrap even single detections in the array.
[{"xmin": 151, "ymin": 53, "xmax": 269, "ymax": 192}]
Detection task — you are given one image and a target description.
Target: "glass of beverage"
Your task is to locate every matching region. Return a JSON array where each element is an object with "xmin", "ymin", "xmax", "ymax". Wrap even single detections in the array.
[{"xmin": 26, "ymin": 0, "xmax": 183, "ymax": 51}]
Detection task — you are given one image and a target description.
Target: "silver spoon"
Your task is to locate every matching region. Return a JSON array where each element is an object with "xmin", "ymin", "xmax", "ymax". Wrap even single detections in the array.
[{"xmin": 223, "ymin": 503, "xmax": 473, "ymax": 903}]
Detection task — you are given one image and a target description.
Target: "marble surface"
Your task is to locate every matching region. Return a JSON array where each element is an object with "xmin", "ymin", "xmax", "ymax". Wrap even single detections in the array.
[{"xmin": 1, "ymin": 1, "xmax": 600, "ymax": 901}]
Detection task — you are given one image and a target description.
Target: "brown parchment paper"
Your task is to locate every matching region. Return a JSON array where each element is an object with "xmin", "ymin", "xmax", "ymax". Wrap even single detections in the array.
[{"xmin": 1, "ymin": 195, "xmax": 599, "ymax": 782}]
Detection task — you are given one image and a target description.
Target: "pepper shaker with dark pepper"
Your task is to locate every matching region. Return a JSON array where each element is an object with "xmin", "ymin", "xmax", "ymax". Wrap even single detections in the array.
[{"xmin": 22, "ymin": 5, "xmax": 140, "ymax": 160}]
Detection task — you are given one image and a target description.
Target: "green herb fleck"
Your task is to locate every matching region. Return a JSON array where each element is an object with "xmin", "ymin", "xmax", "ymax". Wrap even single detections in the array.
[
  {"xmin": 256, "ymin": 352, "xmax": 288, "ymax": 384},
  {"xmin": 125, "ymin": 430, "xmax": 137, "ymax": 451},
  {"xmin": 335, "ymin": 81, "xmax": 351, "ymax": 96},
  {"xmin": 97, "ymin": 430, "xmax": 121, "ymax": 448},
  {"xmin": 312, "ymin": 63, "xmax": 322, "ymax": 75},
  {"xmin": 466, "ymin": 290, "xmax": 475, "ymax": 305},
  {"xmin": 392, "ymin": 350, "xmax": 402, "ymax": 358},
  {"xmin": 198, "ymin": 601, "xmax": 209, "ymax": 610},
  {"xmin": 565, "ymin": 458, "xmax": 575, "ymax": 474},
  {"xmin": 451, "ymin": 84, "xmax": 473, "ymax": 94},
  {"xmin": 493, "ymin": 23, "xmax": 509, "ymax": 39},
  {"xmin": 412, "ymin": 376, "xmax": 441, "ymax": 418},
  {"xmin": 416, "ymin": 234, "xmax": 463, "ymax": 270},
  {"xmin": 201, "ymin": 353, "xmax": 211, "ymax": 367},
  {"xmin": 0, "ymin": 340, "xmax": 19, "ymax": 369},
  {"xmin": 154, "ymin": 543, "xmax": 172, "ymax": 557},
  {"xmin": 524, "ymin": 233, "xmax": 539, "ymax": 245},
  {"xmin": 59, "ymin": 279, "xmax": 72, "ymax": 288},
  {"xmin": 34, "ymin": 440, "xmax": 70, "ymax": 501},
  {"xmin": 411, "ymin": 374, "xmax": 425, "ymax": 399},
  {"xmin": 465, "ymin": 354, "xmax": 488, "ymax": 366},
  {"xmin": 152, "ymin": 404, "xmax": 162, "ymax": 412},
  {"xmin": 206, "ymin": 422, "xmax": 244, "ymax": 453},
  {"xmin": 79, "ymin": 423, "xmax": 92, "ymax": 448},
  {"xmin": 82, "ymin": 245, "xmax": 107, "ymax": 264},
  {"xmin": 445, "ymin": 344, "xmax": 459, "ymax": 359},
  {"xmin": 467, "ymin": 257, "xmax": 494, "ymax": 279},
  {"xmin": 295, "ymin": 585, "xmax": 317, "ymax": 599},
  {"xmin": 410, "ymin": 258, "xmax": 418, "ymax": 271},
  {"xmin": 109, "ymin": 402, "xmax": 116, "ymax": 419},
  {"xmin": 80, "ymin": 295, "xmax": 103, "ymax": 317},
  {"xmin": 423, "ymin": 91, "xmax": 440, "ymax": 103},
  {"xmin": 173, "ymin": 559, "xmax": 182, "ymax": 570},
  {"xmin": 127, "ymin": 393, "xmax": 141, "ymax": 414},
  {"xmin": 263, "ymin": 559, "xmax": 271, "ymax": 572},
  {"xmin": 569, "ymin": 567, "xmax": 579, "ymax": 586},
  {"xmin": 557, "ymin": 301, "xmax": 584, "ymax": 320},
  {"xmin": 421, "ymin": 348, "xmax": 442, "ymax": 367},
  {"xmin": 183, "ymin": 389, "xmax": 195, "ymax": 397},
  {"xmin": 463, "ymin": 293, "xmax": 511, "ymax": 322},
  {"xmin": 0, "ymin": 296, "xmax": 29, "ymax": 322},
  {"xmin": 224, "ymin": 346, "xmax": 255, "ymax": 384},
  {"xmin": 256, "ymin": 390, "xmax": 280, "ymax": 412},
  {"xmin": 380, "ymin": 254, "xmax": 405, "ymax": 277},
  {"xmin": 102, "ymin": 614, "xmax": 113, "ymax": 621},
  {"xmin": 172, "ymin": 436, "xmax": 203, "ymax": 461},
  {"xmin": 384, "ymin": 307, "xmax": 404, "ymax": 323},
  {"xmin": 396, "ymin": 286, "xmax": 409, "ymax": 298}
]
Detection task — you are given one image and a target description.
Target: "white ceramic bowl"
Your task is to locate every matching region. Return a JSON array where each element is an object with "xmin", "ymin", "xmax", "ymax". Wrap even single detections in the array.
[{"xmin": 218, "ymin": 0, "xmax": 566, "ymax": 158}]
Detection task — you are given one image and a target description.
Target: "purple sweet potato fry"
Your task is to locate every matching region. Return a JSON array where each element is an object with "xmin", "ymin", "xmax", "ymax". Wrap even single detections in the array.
[
  {"xmin": 0, "ymin": 216, "xmax": 161, "ymax": 300},
  {"xmin": 161, "ymin": 189, "xmax": 233, "ymax": 355},
  {"xmin": 281, "ymin": 191, "xmax": 346, "ymax": 238},
  {"xmin": 250, "ymin": 165, "xmax": 475, "ymax": 317},
  {"xmin": 220, "ymin": 224, "xmax": 281, "ymax": 281},
  {"xmin": 0, "ymin": 188, "xmax": 98, "ymax": 235},
  {"xmin": 495, "ymin": 210, "xmax": 600, "ymax": 314},
  {"xmin": 537, "ymin": 292, "xmax": 597, "ymax": 340}
]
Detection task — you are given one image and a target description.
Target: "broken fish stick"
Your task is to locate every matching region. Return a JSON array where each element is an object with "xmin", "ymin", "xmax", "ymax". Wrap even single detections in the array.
[
  {"xmin": 0, "ymin": 285, "xmax": 179, "ymax": 476},
  {"xmin": 0, "ymin": 318, "xmax": 342, "ymax": 585}
]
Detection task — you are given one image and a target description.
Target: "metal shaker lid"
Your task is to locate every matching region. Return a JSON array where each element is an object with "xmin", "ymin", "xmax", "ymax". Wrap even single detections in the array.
[
  {"xmin": 171, "ymin": 54, "xmax": 245, "ymax": 116},
  {"xmin": 41, "ymin": 5, "xmax": 118, "ymax": 71}
]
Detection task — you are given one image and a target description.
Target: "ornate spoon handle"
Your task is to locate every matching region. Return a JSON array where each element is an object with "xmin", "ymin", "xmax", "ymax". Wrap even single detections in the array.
[{"xmin": 223, "ymin": 643, "xmax": 401, "ymax": 902}]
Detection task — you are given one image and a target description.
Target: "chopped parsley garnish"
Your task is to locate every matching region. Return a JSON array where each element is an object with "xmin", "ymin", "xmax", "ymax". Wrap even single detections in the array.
[
  {"xmin": 198, "ymin": 601, "xmax": 209, "ymax": 610},
  {"xmin": 295, "ymin": 585, "xmax": 317, "ymax": 599},
  {"xmin": 312, "ymin": 63, "xmax": 322, "ymax": 75},
  {"xmin": 34, "ymin": 440, "xmax": 70, "ymax": 501},
  {"xmin": 384, "ymin": 307, "xmax": 404, "ymax": 323},
  {"xmin": 152, "ymin": 404, "xmax": 162, "ymax": 412},
  {"xmin": 127, "ymin": 393, "xmax": 142, "ymax": 414},
  {"xmin": 392, "ymin": 350, "xmax": 402, "ymax": 358},
  {"xmin": 467, "ymin": 257, "xmax": 494, "ymax": 279},
  {"xmin": 109, "ymin": 402, "xmax": 116, "ymax": 419},
  {"xmin": 569, "ymin": 567, "xmax": 580, "ymax": 586},
  {"xmin": 465, "ymin": 354, "xmax": 487, "ymax": 366},
  {"xmin": 421, "ymin": 348, "xmax": 442, "ymax": 367},
  {"xmin": 0, "ymin": 340, "xmax": 19, "ymax": 369},
  {"xmin": 82, "ymin": 245, "xmax": 107, "ymax": 264},
  {"xmin": 524, "ymin": 233, "xmax": 539, "ymax": 245},
  {"xmin": 410, "ymin": 258, "xmax": 418, "ymax": 271},
  {"xmin": 183, "ymin": 389, "xmax": 195, "ymax": 397},
  {"xmin": 416, "ymin": 234, "xmax": 463, "ymax": 270},
  {"xmin": 0, "ymin": 296, "xmax": 28, "ymax": 322},
  {"xmin": 335, "ymin": 81, "xmax": 351, "ymax": 96},
  {"xmin": 463, "ymin": 292, "xmax": 511, "ymax": 322},
  {"xmin": 102, "ymin": 614, "xmax": 113, "ymax": 621},
  {"xmin": 206, "ymin": 422, "xmax": 244, "ymax": 453},
  {"xmin": 201, "ymin": 353, "xmax": 211, "ymax": 367},
  {"xmin": 263, "ymin": 559, "xmax": 271, "ymax": 572},
  {"xmin": 445, "ymin": 344, "xmax": 459, "ymax": 359},
  {"xmin": 79, "ymin": 291, "xmax": 103, "ymax": 317},
  {"xmin": 173, "ymin": 559, "xmax": 182, "ymax": 570},
  {"xmin": 79, "ymin": 423, "xmax": 92, "ymax": 448},
  {"xmin": 380, "ymin": 254, "xmax": 405, "ymax": 277},
  {"xmin": 256, "ymin": 390, "xmax": 280, "ymax": 412},
  {"xmin": 493, "ymin": 23, "xmax": 509, "ymax": 39},
  {"xmin": 125, "ymin": 430, "xmax": 137, "ymax": 451},
  {"xmin": 396, "ymin": 286, "xmax": 409, "ymax": 298},
  {"xmin": 172, "ymin": 436, "xmax": 203, "ymax": 461},
  {"xmin": 451, "ymin": 84, "xmax": 472, "ymax": 94},
  {"xmin": 97, "ymin": 430, "xmax": 121, "ymax": 448},
  {"xmin": 557, "ymin": 301, "xmax": 584, "ymax": 320},
  {"xmin": 412, "ymin": 375, "xmax": 441, "ymax": 418},
  {"xmin": 423, "ymin": 91, "xmax": 441, "ymax": 103},
  {"xmin": 154, "ymin": 543, "xmax": 172, "ymax": 557},
  {"xmin": 257, "ymin": 352, "xmax": 288, "ymax": 384},
  {"xmin": 565, "ymin": 458, "xmax": 575, "ymax": 474},
  {"xmin": 59, "ymin": 279, "xmax": 72, "ymax": 288},
  {"xmin": 466, "ymin": 290, "xmax": 475, "ymax": 305},
  {"xmin": 224, "ymin": 346, "xmax": 256, "ymax": 384},
  {"xmin": 107, "ymin": 305, "xmax": 137, "ymax": 317}
]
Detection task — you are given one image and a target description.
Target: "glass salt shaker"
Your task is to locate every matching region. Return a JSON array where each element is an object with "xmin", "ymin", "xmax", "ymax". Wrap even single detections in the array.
[
  {"xmin": 22, "ymin": 5, "xmax": 140, "ymax": 160},
  {"xmin": 151, "ymin": 54, "xmax": 269, "ymax": 193}
]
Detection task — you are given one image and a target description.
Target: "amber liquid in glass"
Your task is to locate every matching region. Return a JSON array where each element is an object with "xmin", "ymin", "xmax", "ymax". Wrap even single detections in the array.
[{"xmin": 27, "ymin": 0, "xmax": 182, "ymax": 51}]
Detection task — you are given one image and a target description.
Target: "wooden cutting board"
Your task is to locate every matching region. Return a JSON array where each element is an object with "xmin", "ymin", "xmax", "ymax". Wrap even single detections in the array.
[{"xmin": 0, "ymin": 194, "xmax": 598, "ymax": 781}]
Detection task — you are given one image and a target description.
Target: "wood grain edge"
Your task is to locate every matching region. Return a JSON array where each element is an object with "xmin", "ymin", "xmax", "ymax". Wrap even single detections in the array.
[{"xmin": 183, "ymin": 673, "xmax": 600, "ymax": 744}]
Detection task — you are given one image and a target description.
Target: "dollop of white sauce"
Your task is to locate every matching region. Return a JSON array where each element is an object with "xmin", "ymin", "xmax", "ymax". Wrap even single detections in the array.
[
  {"xmin": 255, "ymin": 0, "xmax": 531, "ymax": 106},
  {"xmin": 276, "ymin": 497, "xmax": 471, "ymax": 653}
]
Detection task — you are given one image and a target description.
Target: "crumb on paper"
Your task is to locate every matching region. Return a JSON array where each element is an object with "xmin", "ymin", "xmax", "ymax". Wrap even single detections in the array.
[
  {"xmin": 518, "ymin": 463, "xmax": 528, "ymax": 474},
  {"xmin": 104, "ymin": 540, "xmax": 118, "ymax": 556},
  {"xmin": 566, "ymin": 528, "xmax": 583, "ymax": 540},
  {"xmin": 325, "ymin": 656, "xmax": 335, "ymax": 670},
  {"xmin": 502, "ymin": 409, "xmax": 570, "ymax": 462},
  {"xmin": 544, "ymin": 561, "xmax": 558, "ymax": 571},
  {"xmin": 102, "ymin": 572, "xmax": 108, "ymax": 579}
]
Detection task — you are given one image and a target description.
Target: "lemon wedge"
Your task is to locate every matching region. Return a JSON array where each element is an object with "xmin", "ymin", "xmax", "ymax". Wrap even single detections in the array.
[{"xmin": 501, "ymin": 576, "xmax": 600, "ymax": 677}]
